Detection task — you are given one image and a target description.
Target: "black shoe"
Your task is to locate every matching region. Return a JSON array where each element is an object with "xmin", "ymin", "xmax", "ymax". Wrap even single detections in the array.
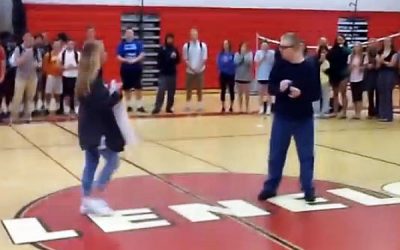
[
  {"xmin": 44, "ymin": 110, "xmax": 50, "ymax": 116},
  {"xmin": 127, "ymin": 107, "xmax": 133, "ymax": 112},
  {"xmin": 32, "ymin": 110, "xmax": 40, "ymax": 117},
  {"xmin": 229, "ymin": 107, "xmax": 233, "ymax": 113},
  {"xmin": 152, "ymin": 109, "xmax": 160, "ymax": 115},
  {"xmin": 257, "ymin": 190, "xmax": 277, "ymax": 201},
  {"xmin": 56, "ymin": 109, "xmax": 64, "ymax": 115},
  {"xmin": 166, "ymin": 109, "xmax": 174, "ymax": 114},
  {"xmin": 304, "ymin": 191, "xmax": 316, "ymax": 203},
  {"xmin": 137, "ymin": 107, "xmax": 146, "ymax": 113},
  {"xmin": 221, "ymin": 107, "xmax": 226, "ymax": 113}
]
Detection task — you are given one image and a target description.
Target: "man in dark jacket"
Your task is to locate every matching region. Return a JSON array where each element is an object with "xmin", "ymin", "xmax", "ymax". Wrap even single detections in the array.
[
  {"xmin": 258, "ymin": 32, "xmax": 321, "ymax": 203},
  {"xmin": 152, "ymin": 33, "xmax": 181, "ymax": 114}
]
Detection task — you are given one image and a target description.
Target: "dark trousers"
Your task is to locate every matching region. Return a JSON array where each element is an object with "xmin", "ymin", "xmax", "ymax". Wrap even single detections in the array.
[
  {"xmin": 34, "ymin": 71, "xmax": 46, "ymax": 108},
  {"xmin": 262, "ymin": 115, "xmax": 315, "ymax": 194},
  {"xmin": 377, "ymin": 71, "xmax": 396, "ymax": 121},
  {"xmin": 59, "ymin": 76, "xmax": 77, "ymax": 113},
  {"xmin": 219, "ymin": 73, "xmax": 235, "ymax": 102},
  {"xmin": 154, "ymin": 75, "xmax": 176, "ymax": 112},
  {"xmin": 0, "ymin": 69, "xmax": 16, "ymax": 110},
  {"xmin": 365, "ymin": 70, "xmax": 379, "ymax": 117}
]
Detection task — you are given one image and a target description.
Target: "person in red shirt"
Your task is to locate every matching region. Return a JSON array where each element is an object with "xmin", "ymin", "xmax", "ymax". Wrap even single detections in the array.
[{"xmin": 0, "ymin": 44, "xmax": 5, "ymax": 84}]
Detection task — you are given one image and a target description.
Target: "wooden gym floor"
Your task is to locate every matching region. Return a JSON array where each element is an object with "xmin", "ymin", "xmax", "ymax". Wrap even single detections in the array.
[{"xmin": 1, "ymin": 93, "xmax": 400, "ymax": 250}]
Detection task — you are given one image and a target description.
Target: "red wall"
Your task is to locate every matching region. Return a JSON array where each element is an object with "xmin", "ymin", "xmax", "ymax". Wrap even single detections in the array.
[{"xmin": 25, "ymin": 4, "xmax": 400, "ymax": 89}]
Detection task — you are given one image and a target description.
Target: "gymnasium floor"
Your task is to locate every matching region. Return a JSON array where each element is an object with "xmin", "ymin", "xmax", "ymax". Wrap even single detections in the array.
[{"xmin": 1, "ymin": 93, "xmax": 400, "ymax": 250}]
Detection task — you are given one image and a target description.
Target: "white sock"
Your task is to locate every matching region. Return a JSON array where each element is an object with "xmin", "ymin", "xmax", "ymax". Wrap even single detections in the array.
[
  {"xmin": 65, "ymin": 104, "xmax": 70, "ymax": 114},
  {"xmin": 125, "ymin": 99, "xmax": 133, "ymax": 108},
  {"xmin": 136, "ymin": 99, "xmax": 143, "ymax": 108}
]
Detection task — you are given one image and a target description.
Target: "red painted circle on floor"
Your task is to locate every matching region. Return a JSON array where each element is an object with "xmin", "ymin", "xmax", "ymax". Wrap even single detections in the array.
[{"xmin": 18, "ymin": 173, "xmax": 400, "ymax": 250}]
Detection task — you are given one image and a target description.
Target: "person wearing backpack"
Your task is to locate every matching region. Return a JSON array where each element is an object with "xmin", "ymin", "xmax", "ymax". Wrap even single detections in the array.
[
  {"xmin": 9, "ymin": 32, "xmax": 41, "ymax": 123},
  {"xmin": 182, "ymin": 28, "xmax": 208, "ymax": 112},
  {"xmin": 58, "ymin": 40, "xmax": 80, "ymax": 115},
  {"xmin": 32, "ymin": 33, "xmax": 46, "ymax": 116}
]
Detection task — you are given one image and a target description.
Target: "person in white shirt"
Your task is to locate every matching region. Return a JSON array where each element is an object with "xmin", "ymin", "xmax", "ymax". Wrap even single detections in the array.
[
  {"xmin": 58, "ymin": 40, "xmax": 80, "ymax": 115},
  {"xmin": 182, "ymin": 28, "xmax": 207, "ymax": 112},
  {"xmin": 348, "ymin": 42, "xmax": 365, "ymax": 119},
  {"xmin": 254, "ymin": 40, "xmax": 275, "ymax": 115}
]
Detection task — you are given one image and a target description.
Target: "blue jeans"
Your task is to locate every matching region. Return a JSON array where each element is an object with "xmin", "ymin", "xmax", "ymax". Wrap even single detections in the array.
[
  {"xmin": 262, "ymin": 115, "xmax": 315, "ymax": 195},
  {"xmin": 82, "ymin": 147, "xmax": 120, "ymax": 197}
]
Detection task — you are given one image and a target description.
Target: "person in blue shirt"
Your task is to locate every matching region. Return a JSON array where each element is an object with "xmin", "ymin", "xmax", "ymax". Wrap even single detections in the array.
[
  {"xmin": 258, "ymin": 32, "xmax": 321, "ymax": 203},
  {"xmin": 217, "ymin": 40, "xmax": 235, "ymax": 112},
  {"xmin": 117, "ymin": 28, "xmax": 146, "ymax": 113}
]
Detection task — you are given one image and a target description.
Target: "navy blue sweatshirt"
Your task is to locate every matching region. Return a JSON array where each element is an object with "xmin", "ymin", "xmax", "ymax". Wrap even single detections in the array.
[
  {"xmin": 269, "ymin": 58, "xmax": 321, "ymax": 120},
  {"xmin": 158, "ymin": 45, "xmax": 181, "ymax": 75}
]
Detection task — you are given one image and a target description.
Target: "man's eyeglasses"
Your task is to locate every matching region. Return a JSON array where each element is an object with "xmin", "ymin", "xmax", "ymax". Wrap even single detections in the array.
[{"xmin": 279, "ymin": 44, "xmax": 295, "ymax": 50}]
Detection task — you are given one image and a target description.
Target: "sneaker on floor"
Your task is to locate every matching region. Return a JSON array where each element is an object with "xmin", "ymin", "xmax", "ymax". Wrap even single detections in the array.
[
  {"xmin": 152, "ymin": 109, "xmax": 160, "ymax": 115},
  {"xmin": 304, "ymin": 192, "xmax": 316, "ymax": 203},
  {"xmin": 257, "ymin": 190, "xmax": 277, "ymax": 201},
  {"xmin": 127, "ymin": 107, "xmax": 133, "ymax": 112},
  {"xmin": 32, "ymin": 110, "xmax": 40, "ymax": 117},
  {"xmin": 266, "ymin": 105, "xmax": 272, "ymax": 115},
  {"xmin": 196, "ymin": 104, "xmax": 203, "ymax": 112},
  {"xmin": 166, "ymin": 109, "xmax": 174, "ymax": 114},
  {"xmin": 137, "ymin": 107, "xmax": 146, "ymax": 113},
  {"xmin": 80, "ymin": 198, "xmax": 114, "ymax": 216}
]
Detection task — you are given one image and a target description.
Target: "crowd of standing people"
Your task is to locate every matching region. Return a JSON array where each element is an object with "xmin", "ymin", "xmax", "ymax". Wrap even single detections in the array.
[{"xmin": 0, "ymin": 27, "xmax": 399, "ymax": 123}]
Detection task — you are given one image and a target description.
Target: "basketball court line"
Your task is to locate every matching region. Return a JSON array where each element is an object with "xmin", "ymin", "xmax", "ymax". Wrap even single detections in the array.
[
  {"xmin": 53, "ymin": 119, "xmax": 400, "ymax": 173},
  {"xmin": 10, "ymin": 125, "xmax": 81, "ymax": 181},
  {"xmin": 144, "ymin": 126, "xmax": 400, "ymax": 168},
  {"xmin": 147, "ymin": 140, "xmax": 232, "ymax": 172},
  {"xmin": 48, "ymin": 122, "xmax": 302, "ymax": 250},
  {"xmin": 5, "ymin": 119, "xmax": 399, "ymax": 249},
  {"xmin": 145, "ymin": 125, "xmax": 396, "ymax": 142},
  {"xmin": 8, "ymin": 120, "xmax": 397, "ymax": 250},
  {"xmin": 315, "ymin": 143, "xmax": 400, "ymax": 167}
]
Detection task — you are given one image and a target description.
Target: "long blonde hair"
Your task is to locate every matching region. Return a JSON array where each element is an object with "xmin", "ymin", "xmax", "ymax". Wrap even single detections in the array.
[{"xmin": 76, "ymin": 41, "xmax": 102, "ymax": 97}]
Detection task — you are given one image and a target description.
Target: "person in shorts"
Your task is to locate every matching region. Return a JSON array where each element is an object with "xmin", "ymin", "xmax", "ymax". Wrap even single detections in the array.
[
  {"xmin": 182, "ymin": 28, "xmax": 208, "ymax": 112},
  {"xmin": 43, "ymin": 40, "xmax": 63, "ymax": 115},
  {"xmin": 58, "ymin": 39, "xmax": 80, "ymax": 115},
  {"xmin": 254, "ymin": 40, "xmax": 275, "ymax": 115},
  {"xmin": 117, "ymin": 28, "xmax": 146, "ymax": 113}
]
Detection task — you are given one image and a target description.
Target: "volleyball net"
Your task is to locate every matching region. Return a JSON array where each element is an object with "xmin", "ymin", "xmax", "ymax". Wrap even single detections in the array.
[{"xmin": 255, "ymin": 31, "xmax": 400, "ymax": 51}]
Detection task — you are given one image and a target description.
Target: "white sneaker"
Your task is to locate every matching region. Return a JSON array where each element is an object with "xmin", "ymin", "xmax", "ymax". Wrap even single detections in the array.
[
  {"xmin": 259, "ymin": 106, "xmax": 264, "ymax": 115},
  {"xmin": 80, "ymin": 198, "xmax": 114, "ymax": 216},
  {"xmin": 196, "ymin": 103, "xmax": 203, "ymax": 112},
  {"xmin": 184, "ymin": 103, "xmax": 191, "ymax": 112},
  {"xmin": 266, "ymin": 105, "xmax": 271, "ymax": 116}
]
